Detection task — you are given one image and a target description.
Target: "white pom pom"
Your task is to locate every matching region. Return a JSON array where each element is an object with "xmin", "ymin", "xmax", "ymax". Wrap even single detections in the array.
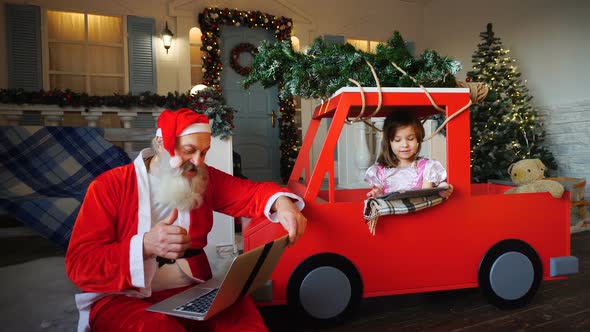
[{"xmin": 169, "ymin": 156, "xmax": 183, "ymax": 169}]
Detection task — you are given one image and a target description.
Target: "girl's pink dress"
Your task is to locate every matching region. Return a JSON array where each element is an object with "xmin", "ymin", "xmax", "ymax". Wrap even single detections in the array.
[{"xmin": 364, "ymin": 157, "xmax": 447, "ymax": 194}]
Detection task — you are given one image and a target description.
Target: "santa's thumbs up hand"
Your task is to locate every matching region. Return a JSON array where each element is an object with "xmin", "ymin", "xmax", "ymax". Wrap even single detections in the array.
[
  {"xmin": 160, "ymin": 208, "xmax": 179, "ymax": 225},
  {"xmin": 143, "ymin": 208, "xmax": 191, "ymax": 259}
]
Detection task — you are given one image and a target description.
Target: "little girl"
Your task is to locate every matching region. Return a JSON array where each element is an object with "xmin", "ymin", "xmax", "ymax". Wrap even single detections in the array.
[{"xmin": 365, "ymin": 110, "xmax": 453, "ymax": 199}]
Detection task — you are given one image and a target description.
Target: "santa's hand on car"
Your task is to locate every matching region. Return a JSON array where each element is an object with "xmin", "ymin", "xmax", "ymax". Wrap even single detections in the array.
[{"xmin": 273, "ymin": 196, "xmax": 307, "ymax": 245}]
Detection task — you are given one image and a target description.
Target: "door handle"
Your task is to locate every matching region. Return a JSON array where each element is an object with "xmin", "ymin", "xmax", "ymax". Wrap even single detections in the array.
[{"xmin": 269, "ymin": 109, "xmax": 276, "ymax": 128}]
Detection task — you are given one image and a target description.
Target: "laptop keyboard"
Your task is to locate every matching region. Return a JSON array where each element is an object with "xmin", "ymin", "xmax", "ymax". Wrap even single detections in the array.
[{"xmin": 174, "ymin": 288, "xmax": 219, "ymax": 314}]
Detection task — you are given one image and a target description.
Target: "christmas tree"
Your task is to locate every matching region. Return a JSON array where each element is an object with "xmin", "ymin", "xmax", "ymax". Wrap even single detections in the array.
[{"xmin": 468, "ymin": 23, "xmax": 556, "ymax": 183}]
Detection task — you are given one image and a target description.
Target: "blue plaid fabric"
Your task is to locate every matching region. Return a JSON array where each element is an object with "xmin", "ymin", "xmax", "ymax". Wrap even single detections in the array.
[{"xmin": 0, "ymin": 126, "xmax": 131, "ymax": 248}]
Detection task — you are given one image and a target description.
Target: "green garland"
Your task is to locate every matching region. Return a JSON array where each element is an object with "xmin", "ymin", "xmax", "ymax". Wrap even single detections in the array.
[
  {"xmin": 244, "ymin": 31, "xmax": 462, "ymax": 100},
  {"xmin": 0, "ymin": 88, "xmax": 236, "ymax": 139},
  {"xmin": 198, "ymin": 7, "xmax": 297, "ymax": 183}
]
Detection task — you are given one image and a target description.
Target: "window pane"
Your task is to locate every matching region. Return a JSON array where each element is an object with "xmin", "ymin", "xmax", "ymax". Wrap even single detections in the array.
[
  {"xmin": 90, "ymin": 76, "xmax": 124, "ymax": 95},
  {"xmin": 50, "ymin": 74, "xmax": 85, "ymax": 92},
  {"xmin": 47, "ymin": 10, "xmax": 126, "ymax": 95},
  {"xmin": 291, "ymin": 36, "xmax": 300, "ymax": 52},
  {"xmin": 346, "ymin": 39, "xmax": 368, "ymax": 52},
  {"xmin": 189, "ymin": 27, "xmax": 202, "ymax": 44},
  {"xmin": 88, "ymin": 14, "xmax": 122, "ymax": 43},
  {"xmin": 47, "ymin": 11, "xmax": 84, "ymax": 41},
  {"xmin": 190, "ymin": 45, "xmax": 202, "ymax": 64},
  {"xmin": 89, "ymin": 45, "xmax": 123, "ymax": 74},
  {"xmin": 191, "ymin": 66, "xmax": 202, "ymax": 86},
  {"xmin": 49, "ymin": 43, "xmax": 85, "ymax": 72},
  {"xmin": 369, "ymin": 41, "xmax": 381, "ymax": 54}
]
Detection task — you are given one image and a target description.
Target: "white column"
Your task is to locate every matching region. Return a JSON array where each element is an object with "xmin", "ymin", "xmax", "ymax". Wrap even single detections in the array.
[
  {"xmin": 355, "ymin": 122, "xmax": 371, "ymax": 181},
  {"xmin": 205, "ymin": 136, "xmax": 236, "ymax": 257},
  {"xmin": 372, "ymin": 118, "xmax": 385, "ymax": 163},
  {"xmin": 118, "ymin": 112, "xmax": 137, "ymax": 155},
  {"xmin": 175, "ymin": 16, "xmax": 194, "ymax": 92},
  {"xmin": 41, "ymin": 111, "xmax": 64, "ymax": 126},
  {"xmin": 82, "ymin": 111, "xmax": 102, "ymax": 127}
]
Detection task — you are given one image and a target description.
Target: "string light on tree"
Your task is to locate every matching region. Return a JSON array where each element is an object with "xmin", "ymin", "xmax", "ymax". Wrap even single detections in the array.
[{"xmin": 467, "ymin": 23, "xmax": 555, "ymax": 182}]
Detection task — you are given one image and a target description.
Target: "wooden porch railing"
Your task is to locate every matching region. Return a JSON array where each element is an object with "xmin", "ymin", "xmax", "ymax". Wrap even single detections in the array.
[{"xmin": 0, "ymin": 104, "xmax": 163, "ymax": 158}]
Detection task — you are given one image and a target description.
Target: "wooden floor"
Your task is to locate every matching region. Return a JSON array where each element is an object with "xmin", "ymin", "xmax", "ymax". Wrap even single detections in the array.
[
  {"xmin": 261, "ymin": 231, "xmax": 590, "ymax": 332},
  {"xmin": 2, "ymin": 218, "xmax": 589, "ymax": 331}
]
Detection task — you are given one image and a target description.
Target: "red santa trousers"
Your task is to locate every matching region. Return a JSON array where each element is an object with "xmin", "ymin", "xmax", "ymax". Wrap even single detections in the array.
[{"xmin": 89, "ymin": 286, "xmax": 268, "ymax": 332}]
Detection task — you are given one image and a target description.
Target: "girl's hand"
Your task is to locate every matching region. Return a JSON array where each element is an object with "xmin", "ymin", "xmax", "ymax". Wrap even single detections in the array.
[
  {"xmin": 438, "ymin": 183, "xmax": 454, "ymax": 198},
  {"xmin": 367, "ymin": 186, "xmax": 384, "ymax": 198}
]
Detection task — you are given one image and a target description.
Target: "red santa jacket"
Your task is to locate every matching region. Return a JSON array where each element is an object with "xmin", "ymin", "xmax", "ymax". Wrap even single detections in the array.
[{"xmin": 65, "ymin": 150, "xmax": 296, "ymax": 293}]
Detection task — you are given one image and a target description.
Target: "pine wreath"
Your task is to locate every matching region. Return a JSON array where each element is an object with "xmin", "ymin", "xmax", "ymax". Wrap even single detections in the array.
[{"xmin": 230, "ymin": 43, "xmax": 258, "ymax": 76}]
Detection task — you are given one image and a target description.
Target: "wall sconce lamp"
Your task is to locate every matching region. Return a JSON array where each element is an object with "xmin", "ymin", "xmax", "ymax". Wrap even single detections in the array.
[{"xmin": 161, "ymin": 21, "xmax": 174, "ymax": 53}]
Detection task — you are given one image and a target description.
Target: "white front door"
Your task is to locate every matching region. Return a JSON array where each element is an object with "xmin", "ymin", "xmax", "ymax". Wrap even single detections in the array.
[{"xmin": 221, "ymin": 26, "xmax": 280, "ymax": 182}]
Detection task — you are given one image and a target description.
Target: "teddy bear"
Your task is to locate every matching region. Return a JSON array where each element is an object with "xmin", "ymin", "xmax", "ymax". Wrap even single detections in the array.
[{"xmin": 504, "ymin": 159, "xmax": 565, "ymax": 198}]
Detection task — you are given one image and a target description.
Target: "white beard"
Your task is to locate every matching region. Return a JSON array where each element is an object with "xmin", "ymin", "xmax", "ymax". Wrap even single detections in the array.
[{"xmin": 152, "ymin": 150, "xmax": 208, "ymax": 211}]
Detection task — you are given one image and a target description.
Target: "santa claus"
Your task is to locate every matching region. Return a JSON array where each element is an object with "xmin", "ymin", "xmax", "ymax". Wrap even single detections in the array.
[{"xmin": 65, "ymin": 108, "xmax": 306, "ymax": 332}]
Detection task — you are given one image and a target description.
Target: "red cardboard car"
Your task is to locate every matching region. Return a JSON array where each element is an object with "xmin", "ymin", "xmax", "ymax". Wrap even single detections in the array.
[{"xmin": 243, "ymin": 87, "xmax": 578, "ymax": 321}]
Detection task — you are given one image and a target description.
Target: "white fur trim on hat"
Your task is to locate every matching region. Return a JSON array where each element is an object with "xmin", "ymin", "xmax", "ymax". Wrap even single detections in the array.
[
  {"xmin": 180, "ymin": 123, "xmax": 211, "ymax": 135},
  {"xmin": 155, "ymin": 123, "xmax": 210, "ymax": 138}
]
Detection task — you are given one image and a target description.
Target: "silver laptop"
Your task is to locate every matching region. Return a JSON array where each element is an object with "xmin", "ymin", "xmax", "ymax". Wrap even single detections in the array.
[{"xmin": 147, "ymin": 234, "xmax": 289, "ymax": 320}]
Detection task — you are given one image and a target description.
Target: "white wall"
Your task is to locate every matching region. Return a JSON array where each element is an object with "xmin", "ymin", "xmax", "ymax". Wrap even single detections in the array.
[
  {"xmin": 280, "ymin": 0, "xmax": 423, "ymax": 43},
  {"xmin": 423, "ymin": 0, "xmax": 590, "ymax": 193},
  {"xmin": 170, "ymin": 0, "xmax": 424, "ymax": 44},
  {"xmin": 422, "ymin": 0, "xmax": 590, "ymax": 107}
]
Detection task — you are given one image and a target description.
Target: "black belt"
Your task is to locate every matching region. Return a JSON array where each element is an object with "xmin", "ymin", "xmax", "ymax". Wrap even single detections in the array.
[{"xmin": 156, "ymin": 248, "xmax": 202, "ymax": 268}]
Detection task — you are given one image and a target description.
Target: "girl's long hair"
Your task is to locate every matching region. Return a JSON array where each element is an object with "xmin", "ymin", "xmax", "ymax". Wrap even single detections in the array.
[{"xmin": 377, "ymin": 110, "xmax": 425, "ymax": 168}]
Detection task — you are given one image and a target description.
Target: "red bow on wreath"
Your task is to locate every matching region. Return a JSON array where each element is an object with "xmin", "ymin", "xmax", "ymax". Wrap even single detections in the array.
[{"xmin": 230, "ymin": 42, "xmax": 259, "ymax": 76}]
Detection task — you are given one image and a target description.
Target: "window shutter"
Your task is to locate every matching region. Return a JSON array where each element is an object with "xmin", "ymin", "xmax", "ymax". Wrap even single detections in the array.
[
  {"xmin": 5, "ymin": 4, "xmax": 42, "ymax": 91},
  {"xmin": 132, "ymin": 113, "xmax": 155, "ymax": 151},
  {"xmin": 323, "ymin": 35, "xmax": 345, "ymax": 46},
  {"xmin": 405, "ymin": 41, "xmax": 416, "ymax": 57},
  {"xmin": 127, "ymin": 16, "xmax": 157, "ymax": 94}
]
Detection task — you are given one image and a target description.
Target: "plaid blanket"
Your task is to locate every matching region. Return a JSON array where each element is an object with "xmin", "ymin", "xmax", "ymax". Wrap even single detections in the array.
[
  {"xmin": 363, "ymin": 194, "xmax": 445, "ymax": 235},
  {"xmin": 0, "ymin": 126, "xmax": 131, "ymax": 248}
]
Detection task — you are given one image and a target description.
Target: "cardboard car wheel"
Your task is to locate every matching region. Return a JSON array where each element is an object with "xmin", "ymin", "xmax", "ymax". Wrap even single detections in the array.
[
  {"xmin": 478, "ymin": 239, "xmax": 542, "ymax": 309},
  {"xmin": 287, "ymin": 253, "xmax": 363, "ymax": 322}
]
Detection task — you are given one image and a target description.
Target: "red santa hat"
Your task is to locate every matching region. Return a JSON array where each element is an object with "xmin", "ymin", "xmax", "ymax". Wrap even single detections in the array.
[{"xmin": 156, "ymin": 108, "xmax": 211, "ymax": 168}]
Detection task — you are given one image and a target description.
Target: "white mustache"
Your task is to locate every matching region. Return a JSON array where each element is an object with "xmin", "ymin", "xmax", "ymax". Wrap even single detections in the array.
[{"xmin": 180, "ymin": 161, "xmax": 198, "ymax": 173}]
